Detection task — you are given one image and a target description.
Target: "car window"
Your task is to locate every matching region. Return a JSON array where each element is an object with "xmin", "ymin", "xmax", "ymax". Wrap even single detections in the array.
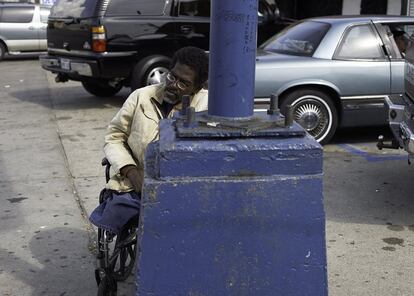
[
  {"xmin": 335, "ymin": 25, "xmax": 384, "ymax": 60},
  {"xmin": 0, "ymin": 6, "xmax": 35, "ymax": 23},
  {"xmin": 380, "ymin": 23, "xmax": 414, "ymax": 59},
  {"xmin": 177, "ymin": 0, "xmax": 275, "ymax": 20},
  {"xmin": 40, "ymin": 7, "xmax": 50, "ymax": 23},
  {"xmin": 261, "ymin": 21, "xmax": 330, "ymax": 57},
  {"xmin": 179, "ymin": 0, "xmax": 210, "ymax": 17},
  {"xmin": 50, "ymin": 0, "xmax": 98, "ymax": 18},
  {"xmin": 106, "ymin": 0, "xmax": 167, "ymax": 16}
]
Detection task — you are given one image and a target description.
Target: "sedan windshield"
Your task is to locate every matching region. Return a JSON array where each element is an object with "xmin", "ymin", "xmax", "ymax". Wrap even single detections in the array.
[{"xmin": 262, "ymin": 21, "xmax": 331, "ymax": 56}]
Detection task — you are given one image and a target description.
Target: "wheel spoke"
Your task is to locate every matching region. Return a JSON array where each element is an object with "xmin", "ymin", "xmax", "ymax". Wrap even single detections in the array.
[
  {"xmin": 147, "ymin": 67, "xmax": 168, "ymax": 85},
  {"xmin": 292, "ymin": 97, "xmax": 331, "ymax": 139}
]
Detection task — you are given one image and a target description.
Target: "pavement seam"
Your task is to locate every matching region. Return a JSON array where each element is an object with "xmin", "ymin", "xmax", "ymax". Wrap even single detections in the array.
[{"xmin": 47, "ymin": 79, "xmax": 98, "ymax": 254}]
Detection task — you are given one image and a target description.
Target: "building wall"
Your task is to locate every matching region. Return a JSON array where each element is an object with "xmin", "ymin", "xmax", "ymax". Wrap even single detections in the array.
[
  {"xmin": 345, "ymin": 0, "xmax": 402, "ymax": 15},
  {"xmin": 342, "ymin": 0, "xmax": 361, "ymax": 14},
  {"xmin": 295, "ymin": 0, "xmax": 343, "ymax": 19},
  {"xmin": 278, "ymin": 0, "xmax": 406, "ymax": 19},
  {"xmin": 408, "ymin": 0, "xmax": 414, "ymax": 15},
  {"xmin": 361, "ymin": 0, "xmax": 388, "ymax": 14},
  {"xmin": 388, "ymin": 0, "xmax": 403, "ymax": 14}
]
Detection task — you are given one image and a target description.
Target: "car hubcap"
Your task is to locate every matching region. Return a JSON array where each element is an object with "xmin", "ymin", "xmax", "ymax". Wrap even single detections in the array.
[
  {"xmin": 146, "ymin": 66, "xmax": 169, "ymax": 85},
  {"xmin": 291, "ymin": 96, "xmax": 332, "ymax": 141}
]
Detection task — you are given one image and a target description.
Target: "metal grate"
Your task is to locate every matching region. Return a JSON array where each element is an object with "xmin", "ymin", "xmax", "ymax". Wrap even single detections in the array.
[{"xmin": 409, "ymin": 0, "xmax": 414, "ymax": 15}]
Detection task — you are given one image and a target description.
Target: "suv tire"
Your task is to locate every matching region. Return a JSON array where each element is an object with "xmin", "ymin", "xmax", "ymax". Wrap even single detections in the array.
[
  {"xmin": 82, "ymin": 81, "xmax": 122, "ymax": 97},
  {"xmin": 130, "ymin": 55, "xmax": 171, "ymax": 92},
  {"xmin": 0, "ymin": 42, "xmax": 6, "ymax": 61}
]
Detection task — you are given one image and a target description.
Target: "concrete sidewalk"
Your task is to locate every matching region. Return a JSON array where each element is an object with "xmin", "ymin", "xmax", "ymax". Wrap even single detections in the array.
[
  {"xmin": 45, "ymin": 73, "xmax": 136, "ymax": 295},
  {"xmin": 0, "ymin": 60, "xmax": 98, "ymax": 296}
]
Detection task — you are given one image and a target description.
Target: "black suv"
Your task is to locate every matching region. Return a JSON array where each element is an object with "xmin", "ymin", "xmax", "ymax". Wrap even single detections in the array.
[{"xmin": 40, "ymin": 0, "xmax": 291, "ymax": 97}]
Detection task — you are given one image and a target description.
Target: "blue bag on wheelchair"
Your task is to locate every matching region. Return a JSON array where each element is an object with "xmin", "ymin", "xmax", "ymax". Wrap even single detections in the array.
[{"xmin": 89, "ymin": 190, "xmax": 141, "ymax": 234}]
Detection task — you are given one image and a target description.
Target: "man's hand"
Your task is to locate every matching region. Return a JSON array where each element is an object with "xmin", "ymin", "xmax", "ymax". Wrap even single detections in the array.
[{"xmin": 120, "ymin": 165, "xmax": 141, "ymax": 192}]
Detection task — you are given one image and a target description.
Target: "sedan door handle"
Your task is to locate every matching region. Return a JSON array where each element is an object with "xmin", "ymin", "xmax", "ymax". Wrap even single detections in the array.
[
  {"xmin": 28, "ymin": 26, "xmax": 35, "ymax": 30},
  {"xmin": 180, "ymin": 25, "xmax": 193, "ymax": 34}
]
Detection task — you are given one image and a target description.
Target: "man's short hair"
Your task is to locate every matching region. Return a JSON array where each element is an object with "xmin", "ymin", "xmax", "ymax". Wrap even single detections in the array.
[
  {"xmin": 171, "ymin": 46, "xmax": 209, "ymax": 87},
  {"xmin": 391, "ymin": 26, "xmax": 406, "ymax": 38}
]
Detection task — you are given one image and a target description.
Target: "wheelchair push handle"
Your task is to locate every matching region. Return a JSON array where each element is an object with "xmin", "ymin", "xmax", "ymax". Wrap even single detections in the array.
[
  {"xmin": 101, "ymin": 157, "xmax": 110, "ymax": 166},
  {"xmin": 101, "ymin": 157, "xmax": 111, "ymax": 183}
]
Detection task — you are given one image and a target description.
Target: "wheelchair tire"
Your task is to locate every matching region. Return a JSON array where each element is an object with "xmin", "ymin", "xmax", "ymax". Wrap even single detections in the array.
[
  {"xmin": 111, "ymin": 226, "xmax": 137, "ymax": 281},
  {"xmin": 97, "ymin": 275, "xmax": 117, "ymax": 296}
]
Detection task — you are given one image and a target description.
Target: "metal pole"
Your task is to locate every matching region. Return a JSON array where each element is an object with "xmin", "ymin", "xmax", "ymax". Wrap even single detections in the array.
[{"xmin": 208, "ymin": 0, "xmax": 258, "ymax": 118}]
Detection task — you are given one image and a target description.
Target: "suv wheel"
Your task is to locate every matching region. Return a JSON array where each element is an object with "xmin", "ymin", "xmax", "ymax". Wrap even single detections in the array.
[
  {"xmin": 0, "ymin": 43, "xmax": 6, "ymax": 61},
  {"xmin": 82, "ymin": 81, "xmax": 122, "ymax": 97},
  {"xmin": 130, "ymin": 55, "xmax": 171, "ymax": 92}
]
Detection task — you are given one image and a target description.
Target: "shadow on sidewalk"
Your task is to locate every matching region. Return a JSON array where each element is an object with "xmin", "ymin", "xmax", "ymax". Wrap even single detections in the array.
[
  {"xmin": 0, "ymin": 227, "xmax": 96, "ymax": 296},
  {"xmin": 8, "ymin": 86, "xmax": 127, "ymax": 111}
]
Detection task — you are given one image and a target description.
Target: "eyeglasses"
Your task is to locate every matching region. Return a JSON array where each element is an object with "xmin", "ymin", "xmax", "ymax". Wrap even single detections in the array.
[{"xmin": 165, "ymin": 72, "xmax": 192, "ymax": 90}]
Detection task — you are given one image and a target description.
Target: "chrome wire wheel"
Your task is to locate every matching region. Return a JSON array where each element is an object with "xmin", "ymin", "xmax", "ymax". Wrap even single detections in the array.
[
  {"xmin": 290, "ymin": 95, "xmax": 333, "ymax": 143},
  {"xmin": 146, "ymin": 66, "xmax": 169, "ymax": 85}
]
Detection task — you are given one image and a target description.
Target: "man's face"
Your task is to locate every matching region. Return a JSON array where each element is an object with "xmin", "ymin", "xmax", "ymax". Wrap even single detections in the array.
[
  {"xmin": 164, "ymin": 62, "xmax": 199, "ymax": 105},
  {"xmin": 395, "ymin": 36, "xmax": 407, "ymax": 53}
]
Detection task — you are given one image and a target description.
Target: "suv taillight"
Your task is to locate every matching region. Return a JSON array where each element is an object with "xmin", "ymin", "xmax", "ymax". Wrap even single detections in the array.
[{"xmin": 92, "ymin": 26, "xmax": 106, "ymax": 52}]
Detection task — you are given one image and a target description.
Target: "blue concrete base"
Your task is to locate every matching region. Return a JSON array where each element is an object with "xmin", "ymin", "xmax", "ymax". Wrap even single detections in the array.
[{"xmin": 135, "ymin": 119, "xmax": 327, "ymax": 296}]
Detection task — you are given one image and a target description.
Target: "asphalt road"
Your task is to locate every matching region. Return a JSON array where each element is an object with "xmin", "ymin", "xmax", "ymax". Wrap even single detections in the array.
[{"xmin": 0, "ymin": 58, "xmax": 413, "ymax": 296}]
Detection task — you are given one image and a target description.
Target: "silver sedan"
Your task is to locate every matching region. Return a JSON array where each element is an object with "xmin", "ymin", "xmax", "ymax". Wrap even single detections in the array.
[{"xmin": 254, "ymin": 16, "xmax": 414, "ymax": 143}]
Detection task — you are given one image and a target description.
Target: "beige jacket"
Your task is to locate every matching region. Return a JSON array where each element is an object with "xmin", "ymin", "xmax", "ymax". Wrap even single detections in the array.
[{"xmin": 104, "ymin": 83, "xmax": 208, "ymax": 192}]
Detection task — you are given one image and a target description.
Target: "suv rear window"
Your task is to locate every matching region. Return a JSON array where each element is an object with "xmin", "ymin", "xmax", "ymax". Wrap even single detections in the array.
[
  {"xmin": 178, "ymin": 0, "xmax": 210, "ymax": 17},
  {"xmin": 40, "ymin": 7, "xmax": 50, "ymax": 23},
  {"xmin": 50, "ymin": 0, "xmax": 98, "ymax": 19},
  {"xmin": 261, "ymin": 21, "xmax": 330, "ymax": 57},
  {"xmin": 177, "ymin": 0, "xmax": 275, "ymax": 20},
  {"xmin": 106, "ymin": 0, "xmax": 167, "ymax": 16},
  {"xmin": 0, "ymin": 6, "xmax": 35, "ymax": 23}
]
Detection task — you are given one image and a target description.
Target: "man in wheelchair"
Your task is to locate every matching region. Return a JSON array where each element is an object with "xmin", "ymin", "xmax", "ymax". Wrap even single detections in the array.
[
  {"xmin": 88, "ymin": 46, "xmax": 209, "ymax": 294},
  {"xmin": 90, "ymin": 46, "xmax": 209, "ymax": 232}
]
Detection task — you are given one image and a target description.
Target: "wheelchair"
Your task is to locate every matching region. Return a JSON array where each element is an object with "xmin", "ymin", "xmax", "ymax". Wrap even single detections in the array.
[{"xmin": 94, "ymin": 158, "xmax": 138, "ymax": 296}]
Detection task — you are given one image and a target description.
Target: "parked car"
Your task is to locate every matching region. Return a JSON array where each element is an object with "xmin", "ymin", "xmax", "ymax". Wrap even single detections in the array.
[
  {"xmin": 0, "ymin": 3, "xmax": 50, "ymax": 60},
  {"xmin": 379, "ymin": 39, "xmax": 414, "ymax": 160},
  {"xmin": 39, "ymin": 0, "xmax": 292, "ymax": 97},
  {"xmin": 254, "ymin": 16, "xmax": 414, "ymax": 144}
]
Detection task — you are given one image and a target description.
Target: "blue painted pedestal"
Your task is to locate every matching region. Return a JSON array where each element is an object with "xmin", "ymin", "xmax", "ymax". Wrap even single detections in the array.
[{"xmin": 135, "ymin": 119, "xmax": 327, "ymax": 295}]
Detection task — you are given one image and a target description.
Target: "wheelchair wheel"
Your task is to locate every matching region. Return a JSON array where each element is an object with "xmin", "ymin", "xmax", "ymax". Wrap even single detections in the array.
[
  {"xmin": 111, "ymin": 225, "xmax": 137, "ymax": 281},
  {"xmin": 97, "ymin": 275, "xmax": 117, "ymax": 296}
]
